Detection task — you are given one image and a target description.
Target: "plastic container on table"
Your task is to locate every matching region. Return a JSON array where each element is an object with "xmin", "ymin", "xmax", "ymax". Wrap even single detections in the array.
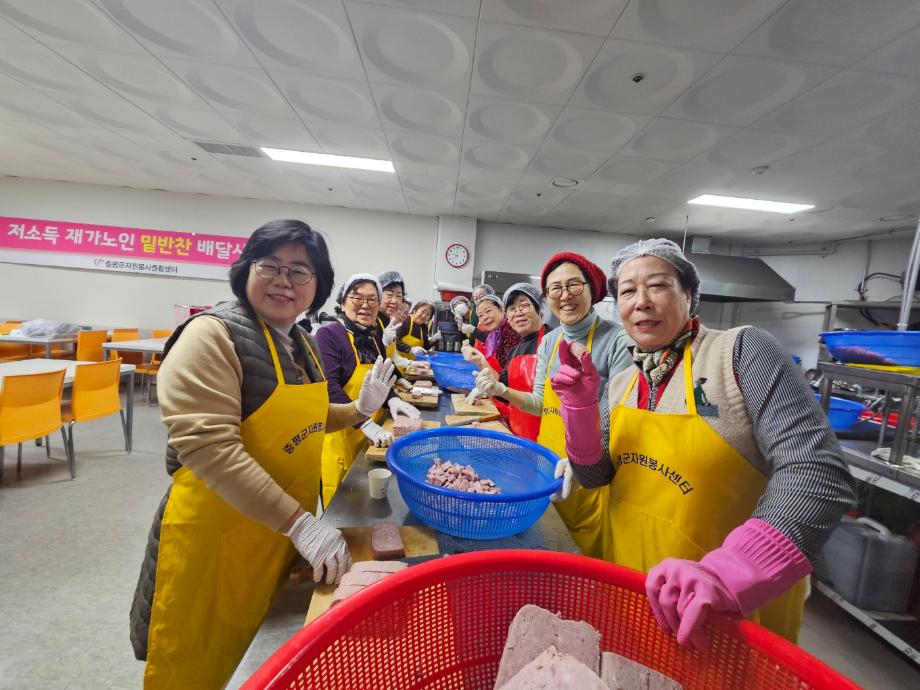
[
  {"xmin": 821, "ymin": 330, "xmax": 920, "ymax": 367},
  {"xmin": 387, "ymin": 427, "xmax": 561, "ymax": 540},
  {"xmin": 815, "ymin": 393, "xmax": 865, "ymax": 432},
  {"xmin": 242, "ymin": 550, "xmax": 860, "ymax": 690}
]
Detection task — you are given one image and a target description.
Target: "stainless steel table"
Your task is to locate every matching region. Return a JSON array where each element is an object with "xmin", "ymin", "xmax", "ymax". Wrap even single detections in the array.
[
  {"xmin": 0, "ymin": 333, "xmax": 78, "ymax": 358},
  {"xmin": 0, "ymin": 358, "xmax": 136, "ymax": 451}
]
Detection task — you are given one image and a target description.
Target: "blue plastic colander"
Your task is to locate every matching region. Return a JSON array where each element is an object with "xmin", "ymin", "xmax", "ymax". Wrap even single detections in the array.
[
  {"xmin": 421, "ymin": 352, "xmax": 478, "ymax": 392},
  {"xmin": 386, "ymin": 427, "xmax": 562, "ymax": 540}
]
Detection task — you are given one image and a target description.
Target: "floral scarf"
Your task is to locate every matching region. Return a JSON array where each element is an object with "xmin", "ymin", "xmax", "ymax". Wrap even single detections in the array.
[
  {"xmin": 632, "ymin": 316, "xmax": 700, "ymax": 386},
  {"xmin": 485, "ymin": 319, "xmax": 522, "ymax": 370}
]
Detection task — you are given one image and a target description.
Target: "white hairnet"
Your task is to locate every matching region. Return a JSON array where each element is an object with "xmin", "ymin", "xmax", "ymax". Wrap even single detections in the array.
[
  {"xmin": 336, "ymin": 273, "xmax": 382, "ymax": 304},
  {"xmin": 608, "ymin": 238, "xmax": 701, "ymax": 315},
  {"xmin": 502, "ymin": 282, "xmax": 543, "ymax": 314}
]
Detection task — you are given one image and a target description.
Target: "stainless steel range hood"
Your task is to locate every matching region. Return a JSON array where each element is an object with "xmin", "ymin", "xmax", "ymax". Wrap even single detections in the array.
[{"xmin": 691, "ymin": 252, "xmax": 796, "ymax": 303}]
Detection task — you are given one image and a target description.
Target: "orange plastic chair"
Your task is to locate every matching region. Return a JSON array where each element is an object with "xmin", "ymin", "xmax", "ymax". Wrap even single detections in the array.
[
  {"xmin": 109, "ymin": 329, "xmax": 143, "ymax": 366},
  {"xmin": 135, "ymin": 329, "xmax": 172, "ymax": 405},
  {"xmin": 76, "ymin": 330, "xmax": 108, "ymax": 362},
  {"xmin": 60, "ymin": 359, "xmax": 127, "ymax": 478},
  {"xmin": 0, "ymin": 368, "xmax": 65, "ymax": 480},
  {"xmin": 0, "ymin": 322, "xmax": 30, "ymax": 363}
]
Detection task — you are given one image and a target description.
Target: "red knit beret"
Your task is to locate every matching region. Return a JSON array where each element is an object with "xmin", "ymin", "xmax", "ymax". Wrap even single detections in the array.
[{"xmin": 540, "ymin": 252, "xmax": 607, "ymax": 304}]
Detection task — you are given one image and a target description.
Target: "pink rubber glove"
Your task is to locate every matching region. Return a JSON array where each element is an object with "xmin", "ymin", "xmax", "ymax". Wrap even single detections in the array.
[
  {"xmin": 646, "ymin": 519, "xmax": 812, "ymax": 651},
  {"xmin": 551, "ymin": 339, "xmax": 603, "ymax": 465}
]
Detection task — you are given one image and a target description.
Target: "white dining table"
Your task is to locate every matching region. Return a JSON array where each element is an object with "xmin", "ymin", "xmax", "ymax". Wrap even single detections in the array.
[
  {"xmin": 0, "ymin": 359, "xmax": 136, "ymax": 451},
  {"xmin": 102, "ymin": 337, "xmax": 167, "ymax": 357},
  {"xmin": 0, "ymin": 333, "xmax": 78, "ymax": 358}
]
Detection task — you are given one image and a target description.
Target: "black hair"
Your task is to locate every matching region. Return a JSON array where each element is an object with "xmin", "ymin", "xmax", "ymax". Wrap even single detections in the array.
[{"xmin": 229, "ymin": 219, "xmax": 333, "ymax": 316}]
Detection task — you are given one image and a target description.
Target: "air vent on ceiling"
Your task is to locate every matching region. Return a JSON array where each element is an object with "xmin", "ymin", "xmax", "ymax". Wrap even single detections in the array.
[{"xmin": 192, "ymin": 141, "xmax": 266, "ymax": 158}]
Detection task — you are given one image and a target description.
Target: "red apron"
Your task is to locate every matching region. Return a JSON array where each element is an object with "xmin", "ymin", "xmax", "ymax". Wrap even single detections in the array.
[{"xmin": 506, "ymin": 326, "xmax": 544, "ymax": 440}]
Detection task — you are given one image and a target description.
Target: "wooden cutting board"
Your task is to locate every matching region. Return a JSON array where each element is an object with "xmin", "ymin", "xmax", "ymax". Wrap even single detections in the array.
[
  {"xmin": 403, "ymin": 368, "xmax": 435, "ymax": 382},
  {"xmin": 304, "ymin": 525, "xmax": 439, "ymax": 625},
  {"xmin": 366, "ymin": 419, "xmax": 442, "ymax": 461},
  {"xmin": 451, "ymin": 393, "xmax": 498, "ymax": 416},
  {"xmin": 443, "ymin": 415, "xmax": 510, "ymax": 434},
  {"xmin": 397, "ymin": 389, "xmax": 439, "ymax": 409}
]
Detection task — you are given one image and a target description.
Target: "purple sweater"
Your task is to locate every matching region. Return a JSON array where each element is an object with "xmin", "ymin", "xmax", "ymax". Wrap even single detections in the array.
[{"xmin": 314, "ymin": 321, "xmax": 393, "ymax": 405}]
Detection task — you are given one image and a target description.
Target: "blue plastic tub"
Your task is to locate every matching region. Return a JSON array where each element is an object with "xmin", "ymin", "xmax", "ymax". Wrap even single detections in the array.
[
  {"xmin": 820, "ymin": 330, "xmax": 920, "ymax": 366},
  {"xmin": 815, "ymin": 394, "xmax": 866, "ymax": 432},
  {"xmin": 422, "ymin": 352, "xmax": 478, "ymax": 392},
  {"xmin": 387, "ymin": 427, "xmax": 562, "ymax": 540}
]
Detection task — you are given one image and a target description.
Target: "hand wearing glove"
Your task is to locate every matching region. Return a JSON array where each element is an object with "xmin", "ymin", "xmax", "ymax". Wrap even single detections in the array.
[
  {"xmin": 460, "ymin": 323, "xmax": 476, "ymax": 335},
  {"xmin": 466, "ymin": 387, "xmax": 483, "ymax": 406},
  {"xmin": 453, "ymin": 303, "xmax": 469, "ymax": 318},
  {"xmin": 283, "ymin": 512, "xmax": 352, "ymax": 584},
  {"xmin": 461, "ymin": 343, "xmax": 488, "ymax": 369},
  {"xmin": 388, "ymin": 397, "xmax": 421, "ymax": 420},
  {"xmin": 551, "ymin": 339, "xmax": 602, "ymax": 465},
  {"xmin": 475, "ymin": 367, "xmax": 506, "ymax": 398},
  {"xmin": 361, "ymin": 419, "xmax": 394, "ymax": 447},
  {"xmin": 428, "ymin": 331, "xmax": 441, "ymax": 343},
  {"xmin": 396, "ymin": 377, "xmax": 412, "ymax": 391},
  {"xmin": 410, "ymin": 346, "xmax": 428, "ymax": 358},
  {"xmin": 551, "ymin": 458, "xmax": 573, "ymax": 502},
  {"xmin": 355, "ymin": 357, "xmax": 396, "ymax": 417},
  {"xmin": 646, "ymin": 518, "xmax": 812, "ymax": 651},
  {"xmin": 392, "ymin": 353, "xmax": 411, "ymax": 371},
  {"xmin": 381, "ymin": 319, "xmax": 401, "ymax": 347}
]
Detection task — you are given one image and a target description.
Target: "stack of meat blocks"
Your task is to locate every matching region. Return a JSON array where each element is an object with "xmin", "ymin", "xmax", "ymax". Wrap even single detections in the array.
[
  {"xmin": 330, "ymin": 523, "xmax": 407, "ymax": 606},
  {"xmin": 494, "ymin": 605, "xmax": 683, "ymax": 690}
]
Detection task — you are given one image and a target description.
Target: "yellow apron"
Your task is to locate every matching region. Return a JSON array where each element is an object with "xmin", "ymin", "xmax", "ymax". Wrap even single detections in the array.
[
  {"xmin": 320, "ymin": 330, "xmax": 384, "ymax": 507},
  {"xmin": 145, "ymin": 321, "xmax": 328, "ymax": 689},
  {"xmin": 607, "ymin": 343, "xmax": 806, "ymax": 642},
  {"xmin": 378, "ymin": 316, "xmax": 396, "ymax": 360},
  {"xmin": 399, "ymin": 315, "xmax": 426, "ymax": 361},
  {"xmin": 537, "ymin": 320, "xmax": 610, "ymax": 558}
]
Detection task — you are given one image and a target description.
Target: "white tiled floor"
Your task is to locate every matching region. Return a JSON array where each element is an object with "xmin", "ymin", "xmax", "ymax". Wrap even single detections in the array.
[{"xmin": 2, "ymin": 401, "xmax": 918, "ymax": 689}]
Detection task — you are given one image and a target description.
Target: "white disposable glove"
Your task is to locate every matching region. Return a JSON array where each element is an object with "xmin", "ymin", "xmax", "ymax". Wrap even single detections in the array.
[
  {"xmin": 460, "ymin": 323, "xmax": 475, "ymax": 335},
  {"xmin": 453, "ymin": 303, "xmax": 469, "ymax": 318},
  {"xmin": 283, "ymin": 512, "xmax": 352, "ymax": 584},
  {"xmin": 551, "ymin": 458, "xmax": 573, "ymax": 502},
  {"xmin": 461, "ymin": 344, "xmax": 487, "ymax": 369},
  {"xmin": 388, "ymin": 397, "xmax": 421, "ymax": 419},
  {"xmin": 466, "ymin": 387, "xmax": 484, "ymax": 405},
  {"xmin": 361, "ymin": 419, "xmax": 394, "ymax": 447},
  {"xmin": 392, "ymin": 353, "xmax": 411, "ymax": 370},
  {"xmin": 381, "ymin": 319, "xmax": 401, "ymax": 347},
  {"xmin": 428, "ymin": 331, "xmax": 442, "ymax": 343},
  {"xmin": 410, "ymin": 346, "xmax": 428, "ymax": 357},
  {"xmin": 355, "ymin": 356, "xmax": 396, "ymax": 417},
  {"xmin": 476, "ymin": 367, "xmax": 506, "ymax": 398},
  {"xmin": 396, "ymin": 377, "xmax": 412, "ymax": 391}
]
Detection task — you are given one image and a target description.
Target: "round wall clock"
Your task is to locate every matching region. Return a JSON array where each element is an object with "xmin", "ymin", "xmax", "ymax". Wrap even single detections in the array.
[{"xmin": 445, "ymin": 243, "xmax": 469, "ymax": 268}]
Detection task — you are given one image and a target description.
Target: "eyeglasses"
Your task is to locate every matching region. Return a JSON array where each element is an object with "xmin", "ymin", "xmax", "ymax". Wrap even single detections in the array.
[
  {"xmin": 544, "ymin": 280, "xmax": 587, "ymax": 299},
  {"xmin": 506, "ymin": 302, "xmax": 534, "ymax": 315},
  {"xmin": 347, "ymin": 293, "xmax": 379, "ymax": 307},
  {"xmin": 252, "ymin": 259, "xmax": 315, "ymax": 286}
]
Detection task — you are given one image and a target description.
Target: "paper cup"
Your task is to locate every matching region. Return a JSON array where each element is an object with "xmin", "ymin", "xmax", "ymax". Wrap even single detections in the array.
[{"xmin": 368, "ymin": 468, "xmax": 392, "ymax": 499}]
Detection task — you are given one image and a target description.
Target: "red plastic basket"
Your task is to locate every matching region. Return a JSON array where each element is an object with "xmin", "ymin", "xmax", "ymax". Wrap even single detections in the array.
[{"xmin": 243, "ymin": 551, "xmax": 860, "ymax": 690}]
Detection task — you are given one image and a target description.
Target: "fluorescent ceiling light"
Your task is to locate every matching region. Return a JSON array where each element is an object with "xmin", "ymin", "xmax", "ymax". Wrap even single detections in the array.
[
  {"xmin": 261, "ymin": 147, "xmax": 394, "ymax": 173},
  {"xmin": 688, "ymin": 194, "xmax": 814, "ymax": 214}
]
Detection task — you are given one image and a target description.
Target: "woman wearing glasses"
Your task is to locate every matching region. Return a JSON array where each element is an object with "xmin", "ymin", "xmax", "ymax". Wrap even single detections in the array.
[
  {"xmin": 394, "ymin": 298, "xmax": 441, "ymax": 359},
  {"xmin": 475, "ymin": 252, "xmax": 632, "ymax": 557},
  {"xmin": 131, "ymin": 220, "xmax": 397, "ymax": 688},
  {"xmin": 377, "ymin": 270, "xmax": 408, "ymax": 359},
  {"xmin": 314, "ymin": 274, "xmax": 421, "ymax": 507}
]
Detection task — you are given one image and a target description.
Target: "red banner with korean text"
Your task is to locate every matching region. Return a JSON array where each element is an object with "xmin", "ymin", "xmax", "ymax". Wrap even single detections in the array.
[{"xmin": 0, "ymin": 216, "xmax": 248, "ymax": 280}]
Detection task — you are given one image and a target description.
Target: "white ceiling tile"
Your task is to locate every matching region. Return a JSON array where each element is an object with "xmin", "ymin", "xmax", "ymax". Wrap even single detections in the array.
[
  {"xmin": 753, "ymin": 69, "xmax": 919, "ymax": 136},
  {"xmin": 464, "ymin": 96, "xmax": 560, "ymax": 146},
  {"xmin": 551, "ymin": 190, "xmax": 626, "ymax": 217},
  {"xmin": 508, "ymin": 185, "xmax": 571, "ymax": 207},
  {"xmin": 580, "ymin": 156, "xmax": 676, "ymax": 194},
  {"xmin": 695, "ymin": 128, "xmax": 818, "ymax": 171},
  {"xmin": 342, "ymin": 169, "xmax": 403, "ymax": 191},
  {"xmin": 526, "ymin": 146, "xmax": 606, "ymax": 179},
  {"xmin": 150, "ymin": 106, "xmax": 244, "ymax": 142},
  {"xmin": 611, "ymin": 0, "xmax": 785, "ymax": 53},
  {"xmin": 837, "ymin": 178, "xmax": 920, "ymax": 214},
  {"xmin": 272, "ymin": 72, "xmax": 378, "ymax": 128},
  {"xmin": 454, "ymin": 195, "xmax": 506, "ymax": 216},
  {"xmin": 718, "ymin": 172, "xmax": 860, "ymax": 207},
  {"xmin": 163, "ymin": 60, "xmax": 294, "ymax": 118},
  {"xmin": 58, "ymin": 48, "xmax": 204, "ymax": 107},
  {"xmin": 0, "ymin": 0, "xmax": 146, "ymax": 52},
  {"xmin": 570, "ymin": 39, "xmax": 722, "ymax": 115},
  {"xmin": 393, "ymin": 160, "xmax": 427, "ymax": 175},
  {"xmin": 855, "ymin": 25, "xmax": 920, "ymax": 76},
  {"xmin": 457, "ymin": 178, "xmax": 513, "ymax": 201},
  {"xmin": 0, "ymin": 75, "xmax": 90, "ymax": 127},
  {"xmin": 309, "ymin": 123, "xmax": 392, "ymax": 159},
  {"xmin": 472, "ymin": 23, "xmax": 603, "ymax": 104},
  {"xmin": 63, "ymin": 96, "xmax": 173, "ymax": 135},
  {"xmin": 387, "ymin": 132, "xmax": 461, "ymax": 166},
  {"xmin": 0, "ymin": 41, "xmax": 112, "ymax": 97},
  {"xmin": 220, "ymin": 114, "xmax": 319, "ymax": 151},
  {"xmin": 372, "ymin": 83, "xmax": 467, "ymax": 137},
  {"xmin": 481, "ymin": 0, "xmax": 627, "ymax": 36},
  {"xmin": 354, "ymin": 0, "xmax": 481, "ymax": 18},
  {"xmin": 844, "ymin": 101, "xmax": 920, "ymax": 151},
  {"xmin": 619, "ymin": 118, "xmax": 733, "ymax": 162},
  {"xmin": 664, "ymin": 55, "xmax": 836, "ymax": 126},
  {"xmin": 771, "ymin": 139, "xmax": 887, "ymax": 179},
  {"xmin": 97, "ymin": 0, "xmax": 259, "ymax": 66},
  {"xmin": 218, "ymin": 0, "xmax": 364, "ymax": 77},
  {"xmin": 459, "ymin": 140, "xmax": 535, "ymax": 182},
  {"xmin": 0, "ymin": 15, "xmax": 29, "ymax": 41},
  {"xmin": 400, "ymin": 174, "xmax": 456, "ymax": 196},
  {"xmin": 546, "ymin": 108, "xmax": 647, "ymax": 154},
  {"xmin": 735, "ymin": 0, "xmax": 920, "ymax": 67},
  {"xmin": 347, "ymin": 2, "xmax": 475, "ymax": 92}
]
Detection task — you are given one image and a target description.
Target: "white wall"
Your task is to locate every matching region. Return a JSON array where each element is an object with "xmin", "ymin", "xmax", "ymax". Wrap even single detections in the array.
[{"xmin": 0, "ymin": 177, "xmax": 437, "ymax": 329}]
